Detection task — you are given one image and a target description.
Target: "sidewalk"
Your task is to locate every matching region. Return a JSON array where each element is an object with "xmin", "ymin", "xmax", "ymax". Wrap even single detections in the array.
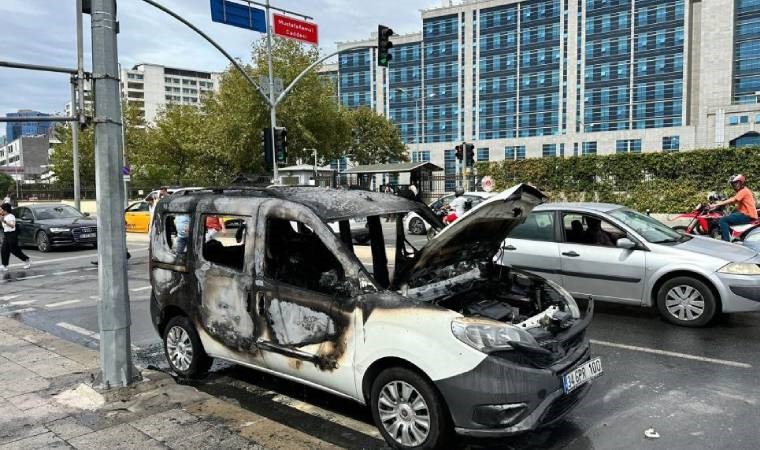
[{"xmin": 0, "ymin": 318, "xmax": 343, "ymax": 449}]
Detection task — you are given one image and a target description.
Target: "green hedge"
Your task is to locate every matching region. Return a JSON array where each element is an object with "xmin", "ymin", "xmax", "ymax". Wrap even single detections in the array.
[{"xmin": 477, "ymin": 146, "xmax": 760, "ymax": 213}]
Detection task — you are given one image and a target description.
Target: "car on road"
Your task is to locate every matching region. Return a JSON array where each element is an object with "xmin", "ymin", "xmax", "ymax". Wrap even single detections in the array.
[
  {"xmin": 403, "ymin": 191, "xmax": 493, "ymax": 235},
  {"xmin": 125, "ymin": 200, "xmax": 151, "ymax": 233},
  {"xmin": 149, "ymin": 185, "xmax": 599, "ymax": 449},
  {"xmin": 14, "ymin": 204, "xmax": 97, "ymax": 252},
  {"xmin": 497, "ymin": 203, "xmax": 760, "ymax": 327}
]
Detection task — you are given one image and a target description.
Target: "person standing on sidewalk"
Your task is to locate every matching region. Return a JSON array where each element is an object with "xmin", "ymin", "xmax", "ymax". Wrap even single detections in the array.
[{"xmin": 0, "ymin": 203, "xmax": 30, "ymax": 271}]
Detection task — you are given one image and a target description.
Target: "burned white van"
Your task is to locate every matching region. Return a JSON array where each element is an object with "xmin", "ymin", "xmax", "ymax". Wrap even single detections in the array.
[{"xmin": 149, "ymin": 184, "xmax": 601, "ymax": 449}]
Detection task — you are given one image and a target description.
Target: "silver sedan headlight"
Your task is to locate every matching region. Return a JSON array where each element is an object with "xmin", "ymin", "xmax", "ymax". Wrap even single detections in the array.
[
  {"xmin": 718, "ymin": 262, "xmax": 760, "ymax": 275},
  {"xmin": 451, "ymin": 317, "xmax": 539, "ymax": 353}
]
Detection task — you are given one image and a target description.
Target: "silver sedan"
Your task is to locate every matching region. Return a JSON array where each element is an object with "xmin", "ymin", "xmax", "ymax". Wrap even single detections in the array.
[{"xmin": 496, "ymin": 203, "xmax": 760, "ymax": 327}]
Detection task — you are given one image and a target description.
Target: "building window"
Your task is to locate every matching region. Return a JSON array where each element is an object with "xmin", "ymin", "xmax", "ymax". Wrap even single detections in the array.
[
  {"xmin": 476, "ymin": 148, "xmax": 489, "ymax": 161},
  {"xmin": 616, "ymin": 139, "xmax": 642, "ymax": 153},
  {"xmin": 662, "ymin": 136, "xmax": 680, "ymax": 152},
  {"xmin": 756, "ymin": 115, "xmax": 760, "ymax": 124},
  {"xmin": 542, "ymin": 143, "xmax": 557, "ymax": 158},
  {"xmin": 504, "ymin": 146, "xmax": 526, "ymax": 160},
  {"xmin": 411, "ymin": 150, "xmax": 431, "ymax": 162},
  {"xmin": 730, "ymin": 115, "xmax": 749, "ymax": 125},
  {"xmin": 582, "ymin": 142, "xmax": 597, "ymax": 155}
]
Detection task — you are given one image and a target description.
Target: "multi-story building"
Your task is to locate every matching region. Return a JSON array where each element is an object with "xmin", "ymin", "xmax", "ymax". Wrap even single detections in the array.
[
  {"xmin": 332, "ymin": 0, "xmax": 760, "ymax": 175},
  {"xmin": 4, "ymin": 110, "xmax": 54, "ymax": 142},
  {"xmin": 0, "ymin": 136, "xmax": 50, "ymax": 182},
  {"xmin": 120, "ymin": 63, "xmax": 222, "ymax": 123}
]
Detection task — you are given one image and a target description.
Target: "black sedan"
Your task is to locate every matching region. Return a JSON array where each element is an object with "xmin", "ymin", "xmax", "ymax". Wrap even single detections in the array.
[{"xmin": 14, "ymin": 204, "xmax": 97, "ymax": 252}]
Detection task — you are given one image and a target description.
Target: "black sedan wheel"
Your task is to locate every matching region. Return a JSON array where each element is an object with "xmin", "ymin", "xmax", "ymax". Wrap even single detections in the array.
[{"xmin": 36, "ymin": 231, "xmax": 51, "ymax": 253}]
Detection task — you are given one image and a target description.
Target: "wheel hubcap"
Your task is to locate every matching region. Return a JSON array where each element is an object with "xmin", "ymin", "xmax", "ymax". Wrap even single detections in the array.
[
  {"xmin": 378, "ymin": 380, "xmax": 430, "ymax": 447},
  {"xmin": 665, "ymin": 285, "xmax": 705, "ymax": 321},
  {"xmin": 166, "ymin": 326, "xmax": 193, "ymax": 371},
  {"xmin": 411, "ymin": 220, "xmax": 423, "ymax": 234}
]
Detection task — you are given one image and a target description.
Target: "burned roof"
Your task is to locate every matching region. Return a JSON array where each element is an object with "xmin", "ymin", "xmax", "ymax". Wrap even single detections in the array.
[{"xmin": 267, "ymin": 186, "xmax": 429, "ymax": 222}]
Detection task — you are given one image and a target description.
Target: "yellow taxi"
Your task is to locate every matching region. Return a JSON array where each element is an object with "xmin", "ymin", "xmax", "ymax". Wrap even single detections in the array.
[{"xmin": 124, "ymin": 201, "xmax": 151, "ymax": 233}]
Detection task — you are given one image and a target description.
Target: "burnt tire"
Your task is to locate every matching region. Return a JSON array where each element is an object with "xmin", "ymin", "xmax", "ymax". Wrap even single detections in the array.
[
  {"xmin": 656, "ymin": 276, "xmax": 717, "ymax": 327},
  {"xmin": 370, "ymin": 367, "xmax": 452, "ymax": 450},
  {"xmin": 162, "ymin": 315, "xmax": 212, "ymax": 378},
  {"xmin": 409, "ymin": 218, "xmax": 426, "ymax": 235},
  {"xmin": 36, "ymin": 231, "xmax": 51, "ymax": 253}
]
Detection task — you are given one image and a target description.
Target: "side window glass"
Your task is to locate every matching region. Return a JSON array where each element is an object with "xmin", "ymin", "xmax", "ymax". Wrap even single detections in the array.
[
  {"xmin": 165, "ymin": 214, "xmax": 191, "ymax": 254},
  {"xmin": 138, "ymin": 202, "xmax": 150, "ymax": 212},
  {"xmin": 264, "ymin": 218, "xmax": 345, "ymax": 295},
  {"xmin": 563, "ymin": 213, "xmax": 622, "ymax": 247},
  {"xmin": 510, "ymin": 211, "xmax": 555, "ymax": 241},
  {"xmin": 202, "ymin": 214, "xmax": 247, "ymax": 271}
]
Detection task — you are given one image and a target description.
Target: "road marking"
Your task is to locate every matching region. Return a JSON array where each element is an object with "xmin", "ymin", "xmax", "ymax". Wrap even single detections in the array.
[
  {"xmin": 89, "ymin": 295, "xmax": 100, "ymax": 300},
  {"xmin": 0, "ymin": 307, "xmax": 35, "ymax": 316},
  {"xmin": 52, "ymin": 270, "xmax": 79, "ymax": 275},
  {"xmin": 6, "ymin": 246, "xmax": 149, "ymax": 268},
  {"xmin": 0, "ymin": 295, "xmax": 20, "ymax": 301},
  {"xmin": 130, "ymin": 286, "xmax": 151, "ymax": 292},
  {"xmin": 16, "ymin": 275, "xmax": 44, "ymax": 281},
  {"xmin": 591, "ymin": 339, "xmax": 753, "ymax": 369},
  {"xmin": 56, "ymin": 322, "xmax": 100, "ymax": 340},
  {"xmin": 45, "ymin": 300, "xmax": 81, "ymax": 308},
  {"xmin": 83, "ymin": 267, "xmax": 98, "ymax": 271},
  {"xmin": 9, "ymin": 300, "xmax": 35, "ymax": 306}
]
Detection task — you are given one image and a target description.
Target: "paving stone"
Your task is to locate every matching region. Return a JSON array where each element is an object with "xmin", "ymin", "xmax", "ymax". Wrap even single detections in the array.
[
  {"xmin": 68, "ymin": 424, "xmax": 167, "ymax": 450},
  {"xmin": 0, "ymin": 431, "xmax": 69, "ymax": 449},
  {"xmin": 130, "ymin": 409, "xmax": 212, "ymax": 443},
  {"xmin": 19, "ymin": 356, "xmax": 87, "ymax": 379},
  {"xmin": 0, "ymin": 424, "xmax": 48, "ymax": 446},
  {"xmin": 7, "ymin": 392, "xmax": 50, "ymax": 411},
  {"xmin": 0, "ymin": 343, "xmax": 57, "ymax": 365},
  {"xmin": 46, "ymin": 417, "xmax": 94, "ymax": 440}
]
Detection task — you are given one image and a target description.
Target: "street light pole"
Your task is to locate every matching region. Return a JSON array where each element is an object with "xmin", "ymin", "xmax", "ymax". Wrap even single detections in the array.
[
  {"xmin": 73, "ymin": 0, "xmax": 85, "ymax": 210},
  {"xmin": 265, "ymin": 0, "xmax": 279, "ymax": 184},
  {"xmin": 91, "ymin": 0, "xmax": 135, "ymax": 388}
]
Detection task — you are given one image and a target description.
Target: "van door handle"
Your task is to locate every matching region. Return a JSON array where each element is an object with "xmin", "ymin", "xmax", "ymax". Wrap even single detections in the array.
[
  {"xmin": 502, "ymin": 245, "xmax": 517, "ymax": 251},
  {"xmin": 562, "ymin": 251, "xmax": 580, "ymax": 257}
]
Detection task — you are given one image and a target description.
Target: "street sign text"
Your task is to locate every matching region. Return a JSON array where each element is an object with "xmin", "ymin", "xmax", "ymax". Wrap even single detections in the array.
[{"xmin": 273, "ymin": 13, "xmax": 318, "ymax": 45}]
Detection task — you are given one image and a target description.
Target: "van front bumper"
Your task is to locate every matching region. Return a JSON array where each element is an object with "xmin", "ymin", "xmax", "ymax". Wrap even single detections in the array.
[{"xmin": 434, "ymin": 339, "xmax": 593, "ymax": 437}]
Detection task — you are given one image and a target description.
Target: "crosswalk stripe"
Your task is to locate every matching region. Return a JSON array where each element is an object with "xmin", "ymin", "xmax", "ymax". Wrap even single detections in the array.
[
  {"xmin": 52, "ymin": 270, "xmax": 79, "ymax": 275},
  {"xmin": 45, "ymin": 300, "xmax": 82, "ymax": 308},
  {"xmin": 8, "ymin": 300, "xmax": 35, "ymax": 306},
  {"xmin": 56, "ymin": 322, "xmax": 100, "ymax": 340},
  {"xmin": 0, "ymin": 295, "xmax": 20, "ymax": 301},
  {"xmin": 16, "ymin": 275, "xmax": 44, "ymax": 281},
  {"xmin": 130, "ymin": 286, "xmax": 151, "ymax": 292}
]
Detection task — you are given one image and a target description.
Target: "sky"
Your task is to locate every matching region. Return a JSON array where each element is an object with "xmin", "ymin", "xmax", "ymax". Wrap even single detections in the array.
[{"xmin": 0, "ymin": 0, "xmax": 441, "ymax": 136}]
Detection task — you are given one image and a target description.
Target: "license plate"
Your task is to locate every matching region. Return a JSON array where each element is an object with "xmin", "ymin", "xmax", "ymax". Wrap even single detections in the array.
[
  {"xmin": 80, "ymin": 233, "xmax": 96, "ymax": 239},
  {"xmin": 562, "ymin": 357, "xmax": 603, "ymax": 394}
]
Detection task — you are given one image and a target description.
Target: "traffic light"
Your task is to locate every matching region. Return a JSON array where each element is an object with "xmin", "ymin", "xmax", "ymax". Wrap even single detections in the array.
[
  {"xmin": 261, "ymin": 128, "xmax": 274, "ymax": 171},
  {"xmin": 378, "ymin": 25, "xmax": 394, "ymax": 67},
  {"xmin": 274, "ymin": 127, "xmax": 288, "ymax": 164},
  {"xmin": 455, "ymin": 144, "xmax": 463, "ymax": 161},
  {"xmin": 465, "ymin": 143, "xmax": 475, "ymax": 167}
]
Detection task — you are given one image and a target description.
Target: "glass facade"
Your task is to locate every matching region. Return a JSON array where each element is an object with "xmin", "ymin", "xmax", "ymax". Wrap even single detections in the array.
[
  {"xmin": 388, "ymin": 42, "xmax": 422, "ymax": 144},
  {"xmin": 444, "ymin": 148, "xmax": 457, "ymax": 190},
  {"xmin": 424, "ymin": 14, "xmax": 460, "ymax": 143},
  {"xmin": 519, "ymin": 1, "xmax": 562, "ymax": 137},
  {"xmin": 478, "ymin": 4, "xmax": 519, "ymax": 139},
  {"xmin": 632, "ymin": 0, "xmax": 685, "ymax": 129},
  {"xmin": 5, "ymin": 111, "xmax": 53, "ymax": 142},
  {"xmin": 339, "ymin": 49, "xmax": 372, "ymax": 109},
  {"xmin": 734, "ymin": 0, "xmax": 760, "ymax": 104}
]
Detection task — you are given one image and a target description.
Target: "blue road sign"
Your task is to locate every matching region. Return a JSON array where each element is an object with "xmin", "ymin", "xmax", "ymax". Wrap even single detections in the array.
[{"xmin": 210, "ymin": 0, "xmax": 266, "ymax": 33}]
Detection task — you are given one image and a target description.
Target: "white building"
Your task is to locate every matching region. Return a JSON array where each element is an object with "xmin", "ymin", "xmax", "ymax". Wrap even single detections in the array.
[{"xmin": 0, "ymin": 136, "xmax": 50, "ymax": 182}]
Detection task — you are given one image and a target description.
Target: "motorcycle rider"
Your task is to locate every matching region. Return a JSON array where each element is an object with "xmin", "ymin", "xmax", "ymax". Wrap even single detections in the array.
[
  {"xmin": 711, "ymin": 174, "xmax": 757, "ymax": 241},
  {"xmin": 443, "ymin": 188, "xmax": 467, "ymax": 224}
]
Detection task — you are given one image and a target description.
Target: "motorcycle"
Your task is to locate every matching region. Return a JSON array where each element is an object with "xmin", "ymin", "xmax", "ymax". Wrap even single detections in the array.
[{"xmin": 671, "ymin": 203, "xmax": 725, "ymax": 239}]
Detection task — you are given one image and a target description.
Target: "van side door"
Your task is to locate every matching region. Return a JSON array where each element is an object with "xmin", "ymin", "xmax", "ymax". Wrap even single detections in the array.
[{"xmin": 253, "ymin": 200, "xmax": 359, "ymax": 396}]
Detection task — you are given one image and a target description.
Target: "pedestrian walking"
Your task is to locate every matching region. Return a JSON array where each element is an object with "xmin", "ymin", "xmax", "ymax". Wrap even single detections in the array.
[{"xmin": 0, "ymin": 203, "xmax": 30, "ymax": 271}]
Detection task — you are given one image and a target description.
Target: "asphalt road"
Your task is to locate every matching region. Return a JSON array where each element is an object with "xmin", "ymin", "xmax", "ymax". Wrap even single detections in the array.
[{"xmin": 2, "ymin": 233, "xmax": 760, "ymax": 449}]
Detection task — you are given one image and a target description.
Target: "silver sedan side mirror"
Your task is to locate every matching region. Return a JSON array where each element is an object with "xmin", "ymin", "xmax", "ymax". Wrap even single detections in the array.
[{"xmin": 616, "ymin": 237, "xmax": 636, "ymax": 250}]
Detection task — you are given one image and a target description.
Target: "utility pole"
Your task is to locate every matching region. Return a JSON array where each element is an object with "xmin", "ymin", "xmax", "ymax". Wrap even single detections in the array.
[
  {"xmin": 74, "ymin": 0, "xmax": 85, "ymax": 210},
  {"xmin": 265, "ymin": 0, "xmax": 279, "ymax": 184},
  {"xmin": 90, "ymin": 0, "xmax": 135, "ymax": 388}
]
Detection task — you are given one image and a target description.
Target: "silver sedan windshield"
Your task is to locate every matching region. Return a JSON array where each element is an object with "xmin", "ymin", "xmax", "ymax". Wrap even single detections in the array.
[{"xmin": 609, "ymin": 208, "xmax": 685, "ymax": 243}]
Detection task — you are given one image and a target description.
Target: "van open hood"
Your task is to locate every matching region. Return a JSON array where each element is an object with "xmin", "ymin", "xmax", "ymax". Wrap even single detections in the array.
[{"xmin": 393, "ymin": 183, "xmax": 546, "ymax": 288}]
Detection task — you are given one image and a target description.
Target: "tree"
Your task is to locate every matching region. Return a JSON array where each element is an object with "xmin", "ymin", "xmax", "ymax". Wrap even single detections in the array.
[
  {"xmin": 346, "ymin": 107, "xmax": 408, "ymax": 166},
  {"xmin": 202, "ymin": 38, "xmax": 351, "ymax": 174},
  {"xmin": 0, "ymin": 173, "xmax": 15, "ymax": 198}
]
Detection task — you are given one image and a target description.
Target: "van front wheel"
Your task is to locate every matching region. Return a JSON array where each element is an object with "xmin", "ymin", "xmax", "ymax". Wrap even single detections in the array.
[
  {"xmin": 163, "ymin": 316, "xmax": 212, "ymax": 378},
  {"xmin": 370, "ymin": 367, "xmax": 452, "ymax": 449}
]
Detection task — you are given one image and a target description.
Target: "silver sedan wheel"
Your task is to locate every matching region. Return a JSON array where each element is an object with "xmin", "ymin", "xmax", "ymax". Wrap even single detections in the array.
[
  {"xmin": 377, "ymin": 380, "xmax": 430, "ymax": 447},
  {"xmin": 665, "ymin": 285, "xmax": 705, "ymax": 321},
  {"xmin": 166, "ymin": 325, "xmax": 193, "ymax": 371}
]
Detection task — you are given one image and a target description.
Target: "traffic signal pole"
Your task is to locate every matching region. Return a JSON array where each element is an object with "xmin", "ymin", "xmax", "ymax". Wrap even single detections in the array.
[
  {"xmin": 91, "ymin": 0, "xmax": 135, "ymax": 388},
  {"xmin": 264, "ymin": 0, "xmax": 280, "ymax": 184}
]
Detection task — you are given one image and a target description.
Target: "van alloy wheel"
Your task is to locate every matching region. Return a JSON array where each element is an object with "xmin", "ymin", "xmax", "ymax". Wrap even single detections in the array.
[
  {"xmin": 664, "ymin": 285, "xmax": 705, "ymax": 322},
  {"xmin": 409, "ymin": 218, "xmax": 425, "ymax": 235},
  {"xmin": 378, "ymin": 380, "xmax": 431, "ymax": 447},
  {"xmin": 166, "ymin": 325, "xmax": 194, "ymax": 372}
]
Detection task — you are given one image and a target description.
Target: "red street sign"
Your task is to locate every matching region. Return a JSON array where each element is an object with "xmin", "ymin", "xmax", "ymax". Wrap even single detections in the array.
[{"xmin": 273, "ymin": 13, "xmax": 318, "ymax": 45}]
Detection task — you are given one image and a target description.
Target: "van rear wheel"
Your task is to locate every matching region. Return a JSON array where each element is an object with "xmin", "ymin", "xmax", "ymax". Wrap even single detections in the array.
[
  {"xmin": 163, "ymin": 315, "xmax": 212, "ymax": 378},
  {"xmin": 370, "ymin": 367, "xmax": 451, "ymax": 449}
]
